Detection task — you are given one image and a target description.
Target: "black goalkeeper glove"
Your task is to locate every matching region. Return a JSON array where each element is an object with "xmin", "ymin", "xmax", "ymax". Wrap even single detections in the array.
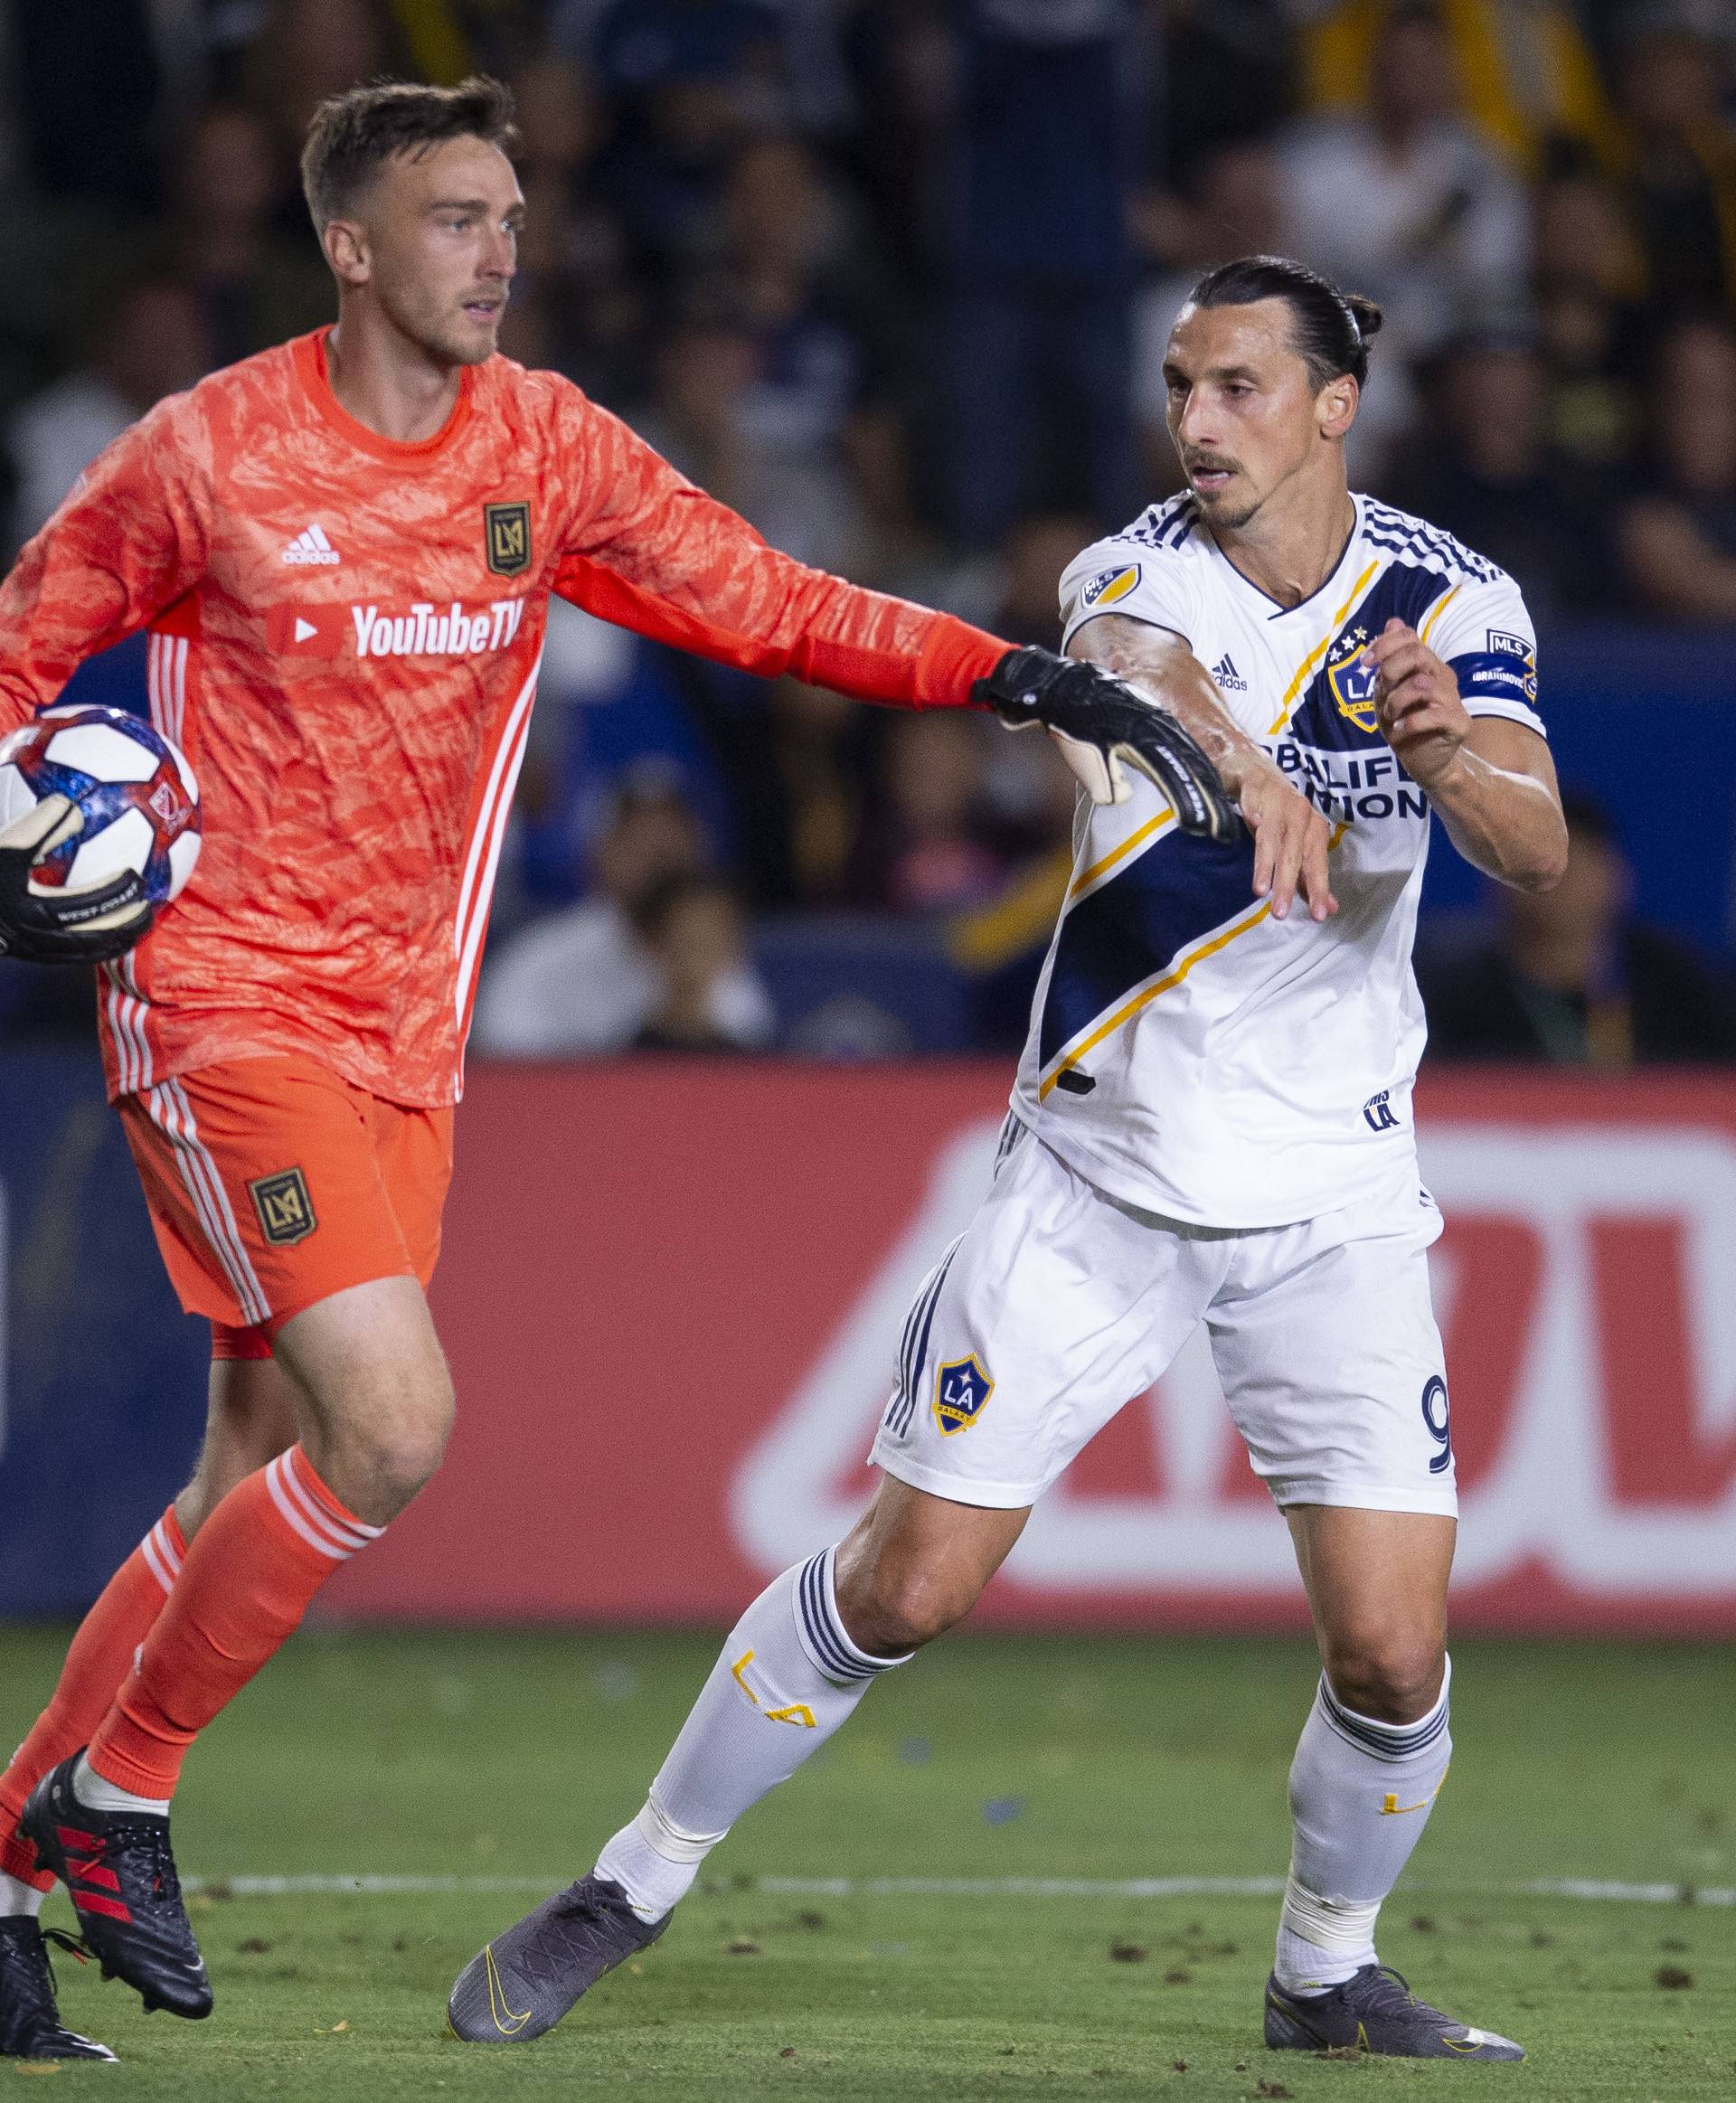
[
  {"xmin": 976, "ymin": 646, "xmax": 1241, "ymax": 844},
  {"xmin": 0, "ymin": 796, "xmax": 156, "ymax": 964}
]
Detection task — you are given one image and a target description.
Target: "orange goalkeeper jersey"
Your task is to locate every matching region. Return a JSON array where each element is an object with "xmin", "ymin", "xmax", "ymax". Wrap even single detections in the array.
[{"xmin": 0, "ymin": 331, "xmax": 1005, "ymax": 1107}]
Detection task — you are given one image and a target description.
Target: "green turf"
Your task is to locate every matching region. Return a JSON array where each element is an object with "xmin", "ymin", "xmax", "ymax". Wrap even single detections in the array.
[{"xmin": 0, "ymin": 1627, "xmax": 1731, "ymax": 2098}]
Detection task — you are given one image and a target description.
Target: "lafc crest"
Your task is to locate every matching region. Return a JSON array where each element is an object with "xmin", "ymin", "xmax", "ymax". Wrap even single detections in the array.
[
  {"xmin": 249, "ymin": 1167, "xmax": 316, "ymax": 1247},
  {"xmin": 484, "ymin": 501, "xmax": 531, "ymax": 577},
  {"xmin": 933, "ymin": 1354, "xmax": 994, "ymax": 1436},
  {"xmin": 1326, "ymin": 623, "xmax": 1380, "ymax": 733}
]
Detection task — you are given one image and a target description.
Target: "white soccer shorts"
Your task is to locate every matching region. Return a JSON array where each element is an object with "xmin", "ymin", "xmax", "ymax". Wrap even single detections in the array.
[{"xmin": 868, "ymin": 1123, "xmax": 1457, "ymax": 1516}]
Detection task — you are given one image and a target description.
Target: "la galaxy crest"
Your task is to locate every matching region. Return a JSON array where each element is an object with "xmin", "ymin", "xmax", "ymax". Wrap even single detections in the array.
[
  {"xmin": 1326, "ymin": 622, "xmax": 1380, "ymax": 733},
  {"xmin": 484, "ymin": 501, "xmax": 532, "ymax": 577},
  {"xmin": 933, "ymin": 1354, "xmax": 994, "ymax": 1436}
]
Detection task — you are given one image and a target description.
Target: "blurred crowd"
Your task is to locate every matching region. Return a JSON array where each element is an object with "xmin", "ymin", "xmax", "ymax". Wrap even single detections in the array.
[{"xmin": 1, "ymin": 0, "xmax": 1734, "ymax": 1064}]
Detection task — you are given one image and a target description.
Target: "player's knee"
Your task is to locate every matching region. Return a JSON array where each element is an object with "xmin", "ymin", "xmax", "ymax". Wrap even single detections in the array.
[
  {"xmin": 838, "ymin": 1559, "xmax": 977, "ymax": 1655},
  {"xmin": 1323, "ymin": 1634, "xmax": 1445, "ymax": 1725},
  {"xmin": 325, "ymin": 1363, "xmax": 455, "ymax": 1522}
]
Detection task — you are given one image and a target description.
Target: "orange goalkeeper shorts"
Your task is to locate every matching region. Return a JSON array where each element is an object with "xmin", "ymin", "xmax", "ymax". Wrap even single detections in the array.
[{"xmin": 117, "ymin": 1053, "xmax": 455, "ymax": 1360}]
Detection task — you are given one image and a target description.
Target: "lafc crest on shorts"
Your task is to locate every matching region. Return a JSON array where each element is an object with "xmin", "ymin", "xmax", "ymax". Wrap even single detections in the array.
[
  {"xmin": 248, "ymin": 1166, "xmax": 317, "ymax": 1246},
  {"xmin": 933, "ymin": 1354, "xmax": 994, "ymax": 1436}
]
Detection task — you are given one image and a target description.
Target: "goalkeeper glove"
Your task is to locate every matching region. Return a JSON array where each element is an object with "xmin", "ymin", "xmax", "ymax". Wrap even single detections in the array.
[
  {"xmin": 976, "ymin": 646, "xmax": 1241, "ymax": 842},
  {"xmin": 0, "ymin": 796, "xmax": 156, "ymax": 964}
]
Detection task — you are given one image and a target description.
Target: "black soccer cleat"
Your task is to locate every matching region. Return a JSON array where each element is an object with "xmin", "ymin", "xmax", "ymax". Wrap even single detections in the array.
[
  {"xmin": 0, "ymin": 1917, "xmax": 116, "ymax": 2061},
  {"xmin": 1265, "ymin": 1964, "xmax": 1524, "ymax": 2061},
  {"xmin": 447, "ymin": 1873, "xmax": 667, "ymax": 2043},
  {"xmin": 19, "ymin": 1754, "xmax": 212, "ymax": 2020}
]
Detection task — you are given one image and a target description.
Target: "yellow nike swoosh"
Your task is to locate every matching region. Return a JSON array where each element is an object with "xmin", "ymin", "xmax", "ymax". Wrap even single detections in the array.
[{"xmin": 484, "ymin": 1944, "xmax": 533, "ymax": 2035}]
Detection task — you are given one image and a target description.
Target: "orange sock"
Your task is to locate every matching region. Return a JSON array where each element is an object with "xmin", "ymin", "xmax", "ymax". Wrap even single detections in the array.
[
  {"xmin": 86, "ymin": 1448, "xmax": 382, "ymax": 1800},
  {"xmin": 0, "ymin": 1509, "xmax": 185, "ymax": 1887}
]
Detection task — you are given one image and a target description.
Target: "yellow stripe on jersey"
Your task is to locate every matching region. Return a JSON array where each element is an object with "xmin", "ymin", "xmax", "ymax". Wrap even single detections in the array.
[
  {"xmin": 1266, "ymin": 561, "xmax": 1381, "ymax": 737},
  {"xmin": 1038, "ymin": 896, "xmax": 1273, "ymax": 1101},
  {"xmin": 1069, "ymin": 805, "xmax": 1175, "ymax": 902},
  {"xmin": 1420, "ymin": 584, "xmax": 1459, "ymax": 646}
]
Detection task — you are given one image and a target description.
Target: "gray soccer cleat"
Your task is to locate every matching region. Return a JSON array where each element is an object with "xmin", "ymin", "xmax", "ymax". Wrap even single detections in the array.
[
  {"xmin": 1265, "ymin": 1965, "xmax": 1524, "ymax": 2061},
  {"xmin": 446, "ymin": 1874, "xmax": 666, "ymax": 2043}
]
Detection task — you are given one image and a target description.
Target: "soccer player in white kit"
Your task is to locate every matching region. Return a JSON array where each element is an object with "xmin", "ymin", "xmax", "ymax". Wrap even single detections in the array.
[{"xmin": 451, "ymin": 257, "xmax": 1569, "ymax": 2062}]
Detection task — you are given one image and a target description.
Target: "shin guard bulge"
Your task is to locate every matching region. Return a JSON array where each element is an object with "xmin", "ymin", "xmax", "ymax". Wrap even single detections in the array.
[
  {"xmin": 1276, "ymin": 1661, "xmax": 1453, "ymax": 1994},
  {"xmin": 84, "ymin": 1448, "xmax": 380, "ymax": 1800},
  {"xmin": 597, "ymin": 1549, "xmax": 910, "ymax": 1920}
]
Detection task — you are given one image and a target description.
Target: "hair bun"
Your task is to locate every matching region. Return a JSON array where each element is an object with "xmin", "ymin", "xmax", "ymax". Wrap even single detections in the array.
[{"xmin": 1345, "ymin": 293, "xmax": 1384, "ymax": 342}]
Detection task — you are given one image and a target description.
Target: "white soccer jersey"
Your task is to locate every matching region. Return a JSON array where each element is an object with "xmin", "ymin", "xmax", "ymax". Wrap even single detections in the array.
[{"xmin": 1013, "ymin": 493, "xmax": 1543, "ymax": 1229}]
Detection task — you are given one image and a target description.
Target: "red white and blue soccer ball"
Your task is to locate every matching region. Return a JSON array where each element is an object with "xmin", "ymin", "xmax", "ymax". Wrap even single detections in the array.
[{"xmin": 0, "ymin": 704, "xmax": 202, "ymax": 907}]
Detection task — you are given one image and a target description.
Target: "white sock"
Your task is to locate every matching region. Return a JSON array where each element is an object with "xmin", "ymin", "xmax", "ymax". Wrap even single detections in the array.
[
  {"xmin": 0, "ymin": 1872, "xmax": 44, "ymax": 1918},
  {"xmin": 595, "ymin": 1548, "xmax": 909, "ymax": 1921},
  {"xmin": 1275, "ymin": 1657, "xmax": 1452, "ymax": 1995},
  {"xmin": 72, "ymin": 1750, "xmax": 171, "ymax": 1819}
]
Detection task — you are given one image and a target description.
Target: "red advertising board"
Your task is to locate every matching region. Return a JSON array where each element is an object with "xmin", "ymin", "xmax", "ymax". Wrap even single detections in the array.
[{"xmin": 326, "ymin": 1063, "xmax": 1736, "ymax": 1633}]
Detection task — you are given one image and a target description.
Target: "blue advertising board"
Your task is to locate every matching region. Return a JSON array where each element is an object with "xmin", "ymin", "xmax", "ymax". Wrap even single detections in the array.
[{"xmin": 0, "ymin": 1052, "xmax": 208, "ymax": 1614}]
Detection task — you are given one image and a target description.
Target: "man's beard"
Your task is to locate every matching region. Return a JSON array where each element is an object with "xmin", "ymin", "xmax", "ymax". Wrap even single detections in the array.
[{"xmin": 387, "ymin": 286, "xmax": 498, "ymax": 368}]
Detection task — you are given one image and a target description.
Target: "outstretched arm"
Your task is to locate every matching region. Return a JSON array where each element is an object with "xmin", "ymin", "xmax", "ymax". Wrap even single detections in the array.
[
  {"xmin": 550, "ymin": 397, "xmax": 1005, "ymax": 708},
  {"xmin": 1070, "ymin": 610, "xmax": 1337, "ymax": 921},
  {"xmin": 550, "ymin": 396, "xmax": 1236, "ymax": 830}
]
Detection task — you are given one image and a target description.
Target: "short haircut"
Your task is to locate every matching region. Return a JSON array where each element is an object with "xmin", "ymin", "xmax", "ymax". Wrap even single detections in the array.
[
  {"xmin": 300, "ymin": 74, "xmax": 519, "ymax": 231},
  {"xmin": 1186, "ymin": 254, "xmax": 1384, "ymax": 391}
]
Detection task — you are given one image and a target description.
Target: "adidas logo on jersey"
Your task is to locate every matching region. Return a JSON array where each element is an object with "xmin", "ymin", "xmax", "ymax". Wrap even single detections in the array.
[
  {"xmin": 1211, "ymin": 654, "xmax": 1247, "ymax": 692},
  {"xmin": 280, "ymin": 523, "xmax": 341, "ymax": 566}
]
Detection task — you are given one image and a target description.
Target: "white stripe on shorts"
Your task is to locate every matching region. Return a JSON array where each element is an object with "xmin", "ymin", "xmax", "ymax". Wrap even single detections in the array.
[{"xmin": 144, "ymin": 1080, "xmax": 271, "ymax": 1325}]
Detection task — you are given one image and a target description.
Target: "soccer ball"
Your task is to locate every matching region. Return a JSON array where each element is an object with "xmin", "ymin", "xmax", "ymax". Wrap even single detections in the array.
[{"xmin": 0, "ymin": 704, "xmax": 202, "ymax": 906}]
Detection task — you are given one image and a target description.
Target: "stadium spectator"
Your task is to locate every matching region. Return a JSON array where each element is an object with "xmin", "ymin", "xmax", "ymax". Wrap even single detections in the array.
[
  {"xmin": 1132, "ymin": 140, "xmax": 1287, "ymax": 487},
  {"xmin": 1158, "ymin": 0, "xmax": 1297, "ymax": 186},
  {"xmin": 474, "ymin": 769, "xmax": 773, "ymax": 1057},
  {"xmin": 1419, "ymin": 791, "xmax": 1736, "ymax": 1065},
  {"xmin": 5, "ymin": 278, "xmax": 211, "ymax": 553},
  {"xmin": 1610, "ymin": 9, "xmax": 1736, "ymax": 328},
  {"xmin": 506, "ymin": 52, "xmax": 642, "ymax": 401},
  {"xmin": 1615, "ymin": 318, "xmax": 1736, "ymax": 623},
  {"xmin": 243, "ymin": 0, "xmax": 400, "ymax": 156},
  {"xmin": 708, "ymin": 135, "xmax": 886, "ymax": 458},
  {"xmin": 845, "ymin": 710, "xmax": 1013, "ymax": 918},
  {"xmin": 943, "ymin": 0, "xmax": 1146, "ymax": 545},
  {"xmin": 1384, "ymin": 331, "xmax": 1615, "ymax": 617},
  {"xmin": 169, "ymin": 102, "xmax": 332, "ymax": 369},
  {"xmin": 577, "ymin": 0, "xmax": 784, "ymax": 284},
  {"xmin": 630, "ymin": 871, "xmax": 771, "ymax": 1051},
  {"xmin": 633, "ymin": 309, "xmax": 863, "ymax": 573},
  {"xmin": 1531, "ymin": 150, "xmax": 1649, "ymax": 471},
  {"xmin": 7, "ymin": 0, "xmax": 193, "ymax": 212},
  {"xmin": 1301, "ymin": 0, "xmax": 1614, "ymax": 177},
  {"xmin": 1275, "ymin": 0, "xmax": 1532, "ymax": 474}
]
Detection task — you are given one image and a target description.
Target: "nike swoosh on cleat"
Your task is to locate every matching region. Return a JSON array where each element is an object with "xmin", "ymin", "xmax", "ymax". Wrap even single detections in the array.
[{"xmin": 483, "ymin": 1945, "xmax": 532, "ymax": 2035}]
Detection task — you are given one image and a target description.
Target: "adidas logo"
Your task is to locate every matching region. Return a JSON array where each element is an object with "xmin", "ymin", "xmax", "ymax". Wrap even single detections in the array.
[
  {"xmin": 1211, "ymin": 653, "xmax": 1247, "ymax": 692},
  {"xmin": 280, "ymin": 523, "xmax": 341, "ymax": 566}
]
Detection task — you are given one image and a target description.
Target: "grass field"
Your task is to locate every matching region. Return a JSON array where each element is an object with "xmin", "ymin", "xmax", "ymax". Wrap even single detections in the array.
[{"xmin": 0, "ymin": 1628, "xmax": 1731, "ymax": 2100}]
